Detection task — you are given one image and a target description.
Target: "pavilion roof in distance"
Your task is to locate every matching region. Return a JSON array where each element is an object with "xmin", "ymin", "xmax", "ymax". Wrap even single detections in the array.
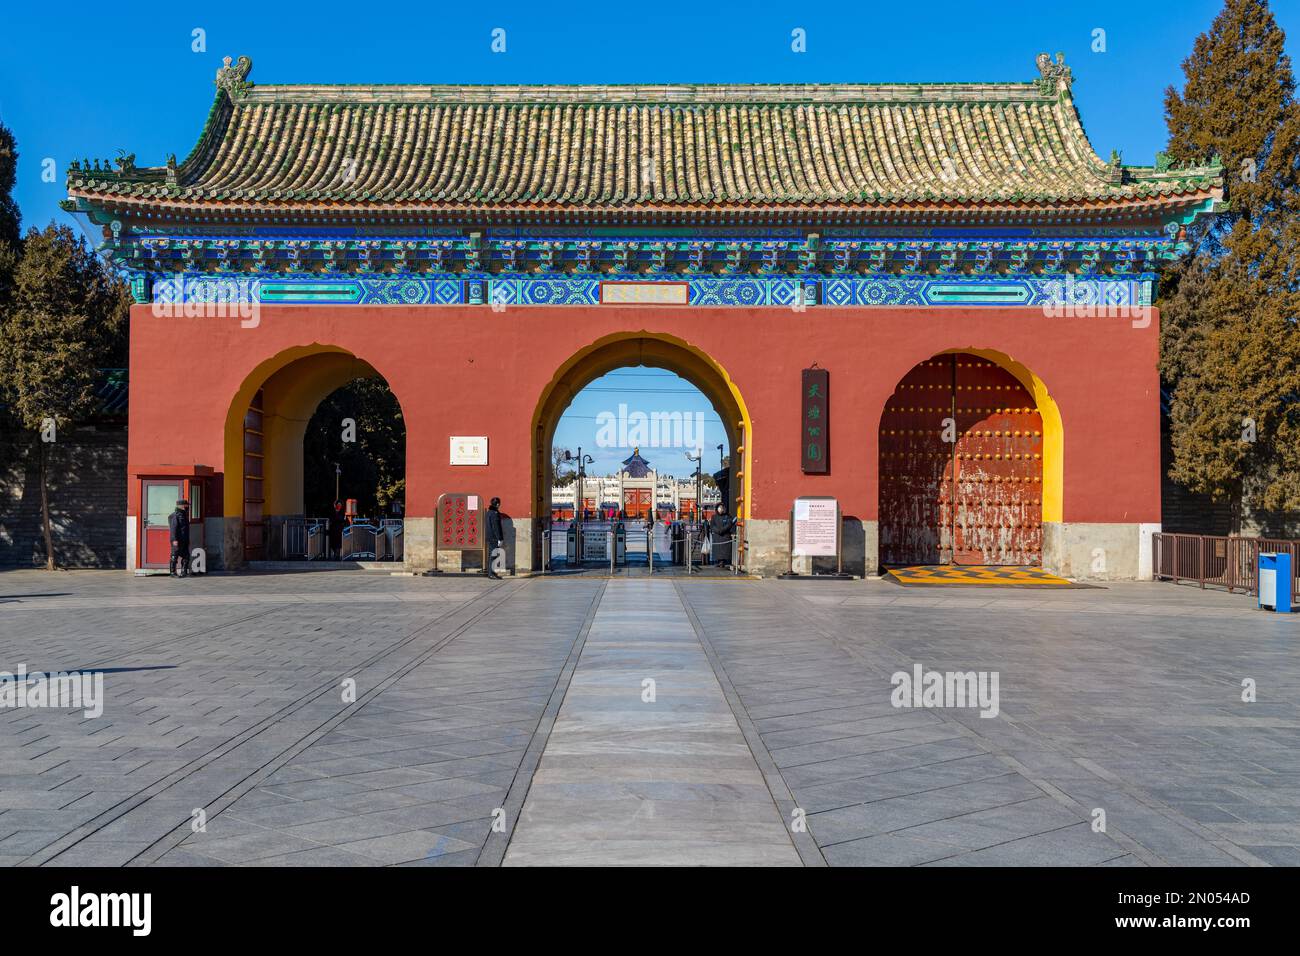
[{"xmin": 65, "ymin": 54, "xmax": 1224, "ymax": 228}]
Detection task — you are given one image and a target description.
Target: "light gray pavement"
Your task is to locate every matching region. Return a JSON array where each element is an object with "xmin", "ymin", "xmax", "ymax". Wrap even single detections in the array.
[
  {"xmin": 504, "ymin": 580, "xmax": 800, "ymax": 865},
  {"xmin": 1, "ymin": 569, "xmax": 1297, "ymax": 866},
  {"xmin": 674, "ymin": 579, "xmax": 1300, "ymax": 866}
]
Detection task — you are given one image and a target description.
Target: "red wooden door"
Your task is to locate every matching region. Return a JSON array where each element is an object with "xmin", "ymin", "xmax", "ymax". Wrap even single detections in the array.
[
  {"xmin": 879, "ymin": 359, "xmax": 950, "ymax": 566},
  {"xmin": 142, "ymin": 479, "xmax": 184, "ymax": 568},
  {"xmin": 623, "ymin": 488, "xmax": 651, "ymax": 520},
  {"xmin": 951, "ymin": 357, "xmax": 1043, "ymax": 566},
  {"xmin": 879, "ymin": 356, "xmax": 1043, "ymax": 567}
]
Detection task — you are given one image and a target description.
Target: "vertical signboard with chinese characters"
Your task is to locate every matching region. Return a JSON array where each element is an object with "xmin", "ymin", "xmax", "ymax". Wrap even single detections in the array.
[{"xmin": 801, "ymin": 368, "xmax": 829, "ymax": 473}]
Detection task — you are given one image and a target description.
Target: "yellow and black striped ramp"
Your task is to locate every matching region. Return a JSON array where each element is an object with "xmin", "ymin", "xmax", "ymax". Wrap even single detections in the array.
[{"xmin": 886, "ymin": 565, "xmax": 1086, "ymax": 587}]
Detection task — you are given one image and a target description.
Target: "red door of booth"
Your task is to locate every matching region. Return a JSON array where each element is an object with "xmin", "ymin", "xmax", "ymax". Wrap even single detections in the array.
[{"xmin": 142, "ymin": 478, "xmax": 185, "ymax": 568}]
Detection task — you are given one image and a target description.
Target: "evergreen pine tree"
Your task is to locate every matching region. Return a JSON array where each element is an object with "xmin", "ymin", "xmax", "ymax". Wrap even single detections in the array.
[
  {"xmin": 1159, "ymin": 0, "xmax": 1300, "ymax": 531},
  {"xmin": 0, "ymin": 225, "xmax": 130, "ymax": 568}
]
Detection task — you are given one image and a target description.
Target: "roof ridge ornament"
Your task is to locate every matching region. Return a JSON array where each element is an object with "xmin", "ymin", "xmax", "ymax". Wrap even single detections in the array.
[
  {"xmin": 1034, "ymin": 52, "xmax": 1072, "ymax": 96},
  {"xmin": 216, "ymin": 56, "xmax": 253, "ymax": 99}
]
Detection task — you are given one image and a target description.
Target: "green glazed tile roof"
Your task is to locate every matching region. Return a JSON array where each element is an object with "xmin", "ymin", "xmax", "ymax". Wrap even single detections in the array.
[{"xmin": 66, "ymin": 57, "xmax": 1223, "ymax": 219}]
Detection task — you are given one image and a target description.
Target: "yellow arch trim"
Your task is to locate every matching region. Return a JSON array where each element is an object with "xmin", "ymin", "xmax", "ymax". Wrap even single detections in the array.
[
  {"xmin": 530, "ymin": 331, "xmax": 754, "ymax": 528},
  {"xmin": 941, "ymin": 347, "xmax": 1064, "ymax": 523}
]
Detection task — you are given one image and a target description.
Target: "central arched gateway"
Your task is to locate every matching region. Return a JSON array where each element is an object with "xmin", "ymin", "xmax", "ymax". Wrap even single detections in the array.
[{"xmin": 530, "ymin": 332, "xmax": 752, "ymax": 569}]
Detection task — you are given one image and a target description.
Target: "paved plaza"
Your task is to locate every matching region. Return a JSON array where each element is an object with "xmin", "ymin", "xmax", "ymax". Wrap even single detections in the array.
[{"xmin": 0, "ymin": 569, "xmax": 1297, "ymax": 867}]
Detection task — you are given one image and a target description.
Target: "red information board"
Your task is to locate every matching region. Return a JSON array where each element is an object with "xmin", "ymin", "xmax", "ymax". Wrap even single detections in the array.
[{"xmin": 436, "ymin": 492, "xmax": 483, "ymax": 550}]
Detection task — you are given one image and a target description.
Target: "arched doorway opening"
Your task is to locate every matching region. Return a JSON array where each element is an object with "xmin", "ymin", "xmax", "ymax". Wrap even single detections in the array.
[
  {"xmin": 878, "ymin": 350, "xmax": 1062, "ymax": 568},
  {"xmin": 530, "ymin": 333, "xmax": 752, "ymax": 570},
  {"xmin": 222, "ymin": 346, "xmax": 407, "ymax": 566}
]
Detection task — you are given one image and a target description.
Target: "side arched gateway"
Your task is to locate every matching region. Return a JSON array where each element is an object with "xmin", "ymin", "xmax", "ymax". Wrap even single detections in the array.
[
  {"xmin": 879, "ymin": 350, "xmax": 1062, "ymax": 568},
  {"xmin": 221, "ymin": 346, "xmax": 407, "ymax": 566}
]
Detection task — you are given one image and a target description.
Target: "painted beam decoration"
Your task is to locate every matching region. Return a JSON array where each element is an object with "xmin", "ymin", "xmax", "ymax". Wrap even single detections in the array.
[
  {"xmin": 802, "ymin": 369, "xmax": 830, "ymax": 474},
  {"xmin": 62, "ymin": 54, "xmax": 1224, "ymax": 310}
]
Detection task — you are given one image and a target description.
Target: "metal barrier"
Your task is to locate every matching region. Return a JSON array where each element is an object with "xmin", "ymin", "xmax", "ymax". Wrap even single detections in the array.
[
  {"xmin": 341, "ymin": 523, "xmax": 378, "ymax": 561},
  {"xmin": 282, "ymin": 519, "xmax": 308, "ymax": 559},
  {"xmin": 1153, "ymin": 533, "xmax": 1300, "ymax": 596},
  {"xmin": 283, "ymin": 519, "xmax": 327, "ymax": 560},
  {"xmin": 306, "ymin": 522, "xmax": 327, "ymax": 561},
  {"xmin": 375, "ymin": 519, "xmax": 403, "ymax": 562},
  {"xmin": 541, "ymin": 529, "xmax": 551, "ymax": 574}
]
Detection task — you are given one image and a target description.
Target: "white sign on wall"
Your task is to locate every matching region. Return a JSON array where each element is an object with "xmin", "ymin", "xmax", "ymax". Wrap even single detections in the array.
[
  {"xmin": 792, "ymin": 497, "xmax": 839, "ymax": 557},
  {"xmin": 449, "ymin": 436, "xmax": 488, "ymax": 466}
]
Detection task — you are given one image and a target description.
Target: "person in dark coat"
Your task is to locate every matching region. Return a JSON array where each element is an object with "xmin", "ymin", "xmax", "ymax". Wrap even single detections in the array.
[
  {"xmin": 168, "ymin": 499, "xmax": 191, "ymax": 577},
  {"xmin": 328, "ymin": 500, "xmax": 344, "ymax": 559},
  {"xmin": 708, "ymin": 503, "xmax": 737, "ymax": 567},
  {"xmin": 485, "ymin": 497, "xmax": 505, "ymax": 579}
]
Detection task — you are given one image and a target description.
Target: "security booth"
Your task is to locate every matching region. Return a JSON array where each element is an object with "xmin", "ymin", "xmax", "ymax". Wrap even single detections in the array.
[{"xmin": 135, "ymin": 466, "xmax": 213, "ymax": 573}]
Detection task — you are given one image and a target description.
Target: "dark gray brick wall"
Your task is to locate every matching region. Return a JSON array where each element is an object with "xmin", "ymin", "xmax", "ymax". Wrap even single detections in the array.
[
  {"xmin": 1159, "ymin": 412, "xmax": 1296, "ymax": 537},
  {"xmin": 0, "ymin": 424, "xmax": 127, "ymax": 569}
]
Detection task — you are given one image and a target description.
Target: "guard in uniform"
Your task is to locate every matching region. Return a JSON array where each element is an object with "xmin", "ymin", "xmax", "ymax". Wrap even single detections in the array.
[
  {"xmin": 708, "ymin": 503, "xmax": 736, "ymax": 568},
  {"xmin": 169, "ymin": 499, "xmax": 191, "ymax": 577},
  {"xmin": 485, "ymin": 497, "xmax": 505, "ymax": 579}
]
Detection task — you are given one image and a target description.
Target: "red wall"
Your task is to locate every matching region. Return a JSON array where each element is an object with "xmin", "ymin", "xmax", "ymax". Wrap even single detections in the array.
[{"xmin": 126, "ymin": 303, "xmax": 1161, "ymax": 525}]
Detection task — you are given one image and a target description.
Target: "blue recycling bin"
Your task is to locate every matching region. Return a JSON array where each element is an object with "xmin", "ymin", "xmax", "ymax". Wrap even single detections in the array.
[{"xmin": 1258, "ymin": 552, "xmax": 1294, "ymax": 612}]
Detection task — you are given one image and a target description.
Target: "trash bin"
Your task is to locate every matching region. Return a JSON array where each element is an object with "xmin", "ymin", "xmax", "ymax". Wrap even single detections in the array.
[{"xmin": 1259, "ymin": 552, "xmax": 1294, "ymax": 612}]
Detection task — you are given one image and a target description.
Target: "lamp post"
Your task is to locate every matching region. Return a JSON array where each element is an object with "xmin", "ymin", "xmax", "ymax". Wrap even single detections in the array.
[
  {"xmin": 717, "ymin": 443, "xmax": 725, "ymax": 515},
  {"xmin": 564, "ymin": 448, "xmax": 594, "ymax": 526},
  {"xmin": 685, "ymin": 449, "xmax": 702, "ymax": 526},
  {"xmin": 565, "ymin": 448, "xmax": 595, "ymax": 564}
]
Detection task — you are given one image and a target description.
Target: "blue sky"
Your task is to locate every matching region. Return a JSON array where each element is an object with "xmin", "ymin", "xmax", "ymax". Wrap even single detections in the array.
[{"xmin": 2, "ymin": 0, "xmax": 1294, "ymax": 474}]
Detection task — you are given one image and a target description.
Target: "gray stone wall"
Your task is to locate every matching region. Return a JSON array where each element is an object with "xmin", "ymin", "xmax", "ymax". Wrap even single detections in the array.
[{"xmin": 0, "ymin": 424, "xmax": 128, "ymax": 570}]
